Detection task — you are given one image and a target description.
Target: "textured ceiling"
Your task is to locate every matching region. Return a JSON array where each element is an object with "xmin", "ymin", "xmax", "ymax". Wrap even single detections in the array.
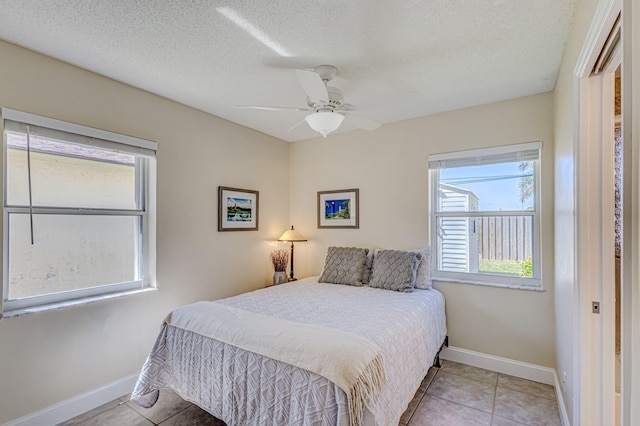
[{"xmin": 0, "ymin": 0, "xmax": 576, "ymax": 142}]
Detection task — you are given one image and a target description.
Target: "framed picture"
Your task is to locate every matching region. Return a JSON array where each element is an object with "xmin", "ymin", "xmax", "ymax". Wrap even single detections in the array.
[
  {"xmin": 317, "ymin": 188, "xmax": 359, "ymax": 229},
  {"xmin": 218, "ymin": 186, "xmax": 259, "ymax": 231}
]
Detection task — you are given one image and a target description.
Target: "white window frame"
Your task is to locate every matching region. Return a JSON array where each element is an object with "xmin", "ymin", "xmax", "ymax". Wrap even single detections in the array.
[
  {"xmin": 1, "ymin": 108, "xmax": 157, "ymax": 316},
  {"xmin": 428, "ymin": 142, "xmax": 542, "ymax": 289}
]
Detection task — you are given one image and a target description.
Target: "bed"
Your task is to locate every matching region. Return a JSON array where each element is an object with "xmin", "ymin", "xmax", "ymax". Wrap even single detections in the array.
[{"xmin": 131, "ymin": 247, "xmax": 447, "ymax": 426}]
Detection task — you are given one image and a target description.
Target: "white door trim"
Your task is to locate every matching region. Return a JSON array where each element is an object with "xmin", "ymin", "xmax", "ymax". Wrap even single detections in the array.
[
  {"xmin": 621, "ymin": 1, "xmax": 639, "ymax": 424},
  {"xmin": 574, "ymin": 0, "xmax": 622, "ymax": 425}
]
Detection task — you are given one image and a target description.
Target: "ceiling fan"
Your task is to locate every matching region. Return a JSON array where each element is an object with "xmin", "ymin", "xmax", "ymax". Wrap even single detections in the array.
[{"xmin": 234, "ymin": 65, "xmax": 381, "ymax": 138}]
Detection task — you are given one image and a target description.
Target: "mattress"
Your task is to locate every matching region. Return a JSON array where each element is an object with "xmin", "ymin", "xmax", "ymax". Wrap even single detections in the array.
[{"xmin": 131, "ymin": 277, "xmax": 447, "ymax": 425}]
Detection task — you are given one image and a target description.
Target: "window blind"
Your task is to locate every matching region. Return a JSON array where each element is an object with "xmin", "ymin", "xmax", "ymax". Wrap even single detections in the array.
[
  {"xmin": 428, "ymin": 141, "xmax": 541, "ymax": 170},
  {"xmin": 2, "ymin": 108, "xmax": 156, "ymax": 158}
]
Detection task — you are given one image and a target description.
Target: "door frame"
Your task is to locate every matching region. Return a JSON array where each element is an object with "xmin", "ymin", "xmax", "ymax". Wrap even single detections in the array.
[
  {"xmin": 574, "ymin": 0, "xmax": 619, "ymax": 424},
  {"xmin": 574, "ymin": 0, "xmax": 635, "ymax": 424},
  {"xmin": 621, "ymin": 0, "xmax": 639, "ymax": 423}
]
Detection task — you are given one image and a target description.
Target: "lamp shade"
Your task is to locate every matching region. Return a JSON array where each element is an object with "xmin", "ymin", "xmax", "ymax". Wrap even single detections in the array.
[
  {"xmin": 305, "ymin": 112, "xmax": 344, "ymax": 138},
  {"xmin": 278, "ymin": 226, "xmax": 307, "ymax": 242}
]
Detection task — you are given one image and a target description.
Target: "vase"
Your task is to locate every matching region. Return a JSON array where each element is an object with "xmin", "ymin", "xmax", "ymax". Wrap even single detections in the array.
[{"xmin": 273, "ymin": 271, "xmax": 287, "ymax": 285}]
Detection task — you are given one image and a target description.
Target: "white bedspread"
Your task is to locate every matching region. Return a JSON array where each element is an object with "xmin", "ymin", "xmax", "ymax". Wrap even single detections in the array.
[
  {"xmin": 132, "ymin": 277, "xmax": 447, "ymax": 426},
  {"xmin": 164, "ymin": 301, "xmax": 385, "ymax": 426}
]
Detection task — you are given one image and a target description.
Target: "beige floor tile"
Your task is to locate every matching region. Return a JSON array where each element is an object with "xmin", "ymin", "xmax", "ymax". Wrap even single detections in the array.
[
  {"xmin": 498, "ymin": 374, "xmax": 556, "ymax": 400},
  {"xmin": 71, "ymin": 404, "xmax": 152, "ymax": 426},
  {"xmin": 494, "ymin": 387, "xmax": 561, "ymax": 426},
  {"xmin": 57, "ymin": 400, "xmax": 122, "ymax": 426},
  {"xmin": 127, "ymin": 389, "xmax": 192, "ymax": 424},
  {"xmin": 440, "ymin": 360, "xmax": 499, "ymax": 385},
  {"xmin": 409, "ymin": 395, "xmax": 492, "ymax": 426},
  {"xmin": 159, "ymin": 405, "xmax": 226, "ymax": 425},
  {"xmin": 426, "ymin": 371, "xmax": 495, "ymax": 413},
  {"xmin": 492, "ymin": 415, "xmax": 529, "ymax": 425}
]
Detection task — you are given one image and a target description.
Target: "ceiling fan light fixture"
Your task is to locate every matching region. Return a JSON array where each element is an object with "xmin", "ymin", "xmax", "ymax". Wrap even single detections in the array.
[{"xmin": 304, "ymin": 112, "xmax": 344, "ymax": 138}]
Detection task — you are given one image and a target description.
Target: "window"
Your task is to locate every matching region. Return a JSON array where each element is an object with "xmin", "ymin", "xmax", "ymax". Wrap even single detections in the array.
[
  {"xmin": 428, "ymin": 142, "xmax": 541, "ymax": 289},
  {"xmin": 2, "ymin": 108, "xmax": 156, "ymax": 315}
]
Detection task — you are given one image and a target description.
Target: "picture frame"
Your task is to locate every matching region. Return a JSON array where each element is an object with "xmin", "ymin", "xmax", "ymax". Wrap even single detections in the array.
[
  {"xmin": 317, "ymin": 188, "xmax": 359, "ymax": 229},
  {"xmin": 218, "ymin": 186, "xmax": 259, "ymax": 231}
]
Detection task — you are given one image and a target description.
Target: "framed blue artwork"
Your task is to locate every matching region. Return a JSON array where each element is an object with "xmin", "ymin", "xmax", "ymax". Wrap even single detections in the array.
[{"xmin": 317, "ymin": 188, "xmax": 359, "ymax": 229}]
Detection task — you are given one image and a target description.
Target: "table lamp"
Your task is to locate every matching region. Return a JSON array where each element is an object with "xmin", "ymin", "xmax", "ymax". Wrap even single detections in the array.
[{"xmin": 278, "ymin": 226, "xmax": 307, "ymax": 281}]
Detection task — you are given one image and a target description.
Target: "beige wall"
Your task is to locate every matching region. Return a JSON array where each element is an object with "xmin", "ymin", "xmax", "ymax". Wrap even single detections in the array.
[
  {"xmin": 290, "ymin": 92, "xmax": 556, "ymax": 367},
  {"xmin": 0, "ymin": 40, "xmax": 290, "ymax": 424}
]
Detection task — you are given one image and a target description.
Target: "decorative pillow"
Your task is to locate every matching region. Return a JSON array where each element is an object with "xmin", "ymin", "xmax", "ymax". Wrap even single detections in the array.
[
  {"xmin": 318, "ymin": 247, "xmax": 369, "ymax": 286},
  {"xmin": 412, "ymin": 247, "xmax": 433, "ymax": 290},
  {"xmin": 368, "ymin": 249, "xmax": 422, "ymax": 292}
]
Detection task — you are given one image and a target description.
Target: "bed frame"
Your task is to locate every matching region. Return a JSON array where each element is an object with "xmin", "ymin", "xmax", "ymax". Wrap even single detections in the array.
[{"xmin": 433, "ymin": 335, "xmax": 449, "ymax": 368}]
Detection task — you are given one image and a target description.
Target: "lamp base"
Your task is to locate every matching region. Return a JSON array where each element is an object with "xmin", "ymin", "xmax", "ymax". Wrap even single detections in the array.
[{"xmin": 288, "ymin": 277, "xmax": 298, "ymax": 282}]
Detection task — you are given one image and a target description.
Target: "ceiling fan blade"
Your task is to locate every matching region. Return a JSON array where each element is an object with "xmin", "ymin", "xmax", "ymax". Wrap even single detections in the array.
[
  {"xmin": 296, "ymin": 69, "xmax": 329, "ymax": 101},
  {"xmin": 234, "ymin": 105, "xmax": 311, "ymax": 112},
  {"xmin": 349, "ymin": 92, "xmax": 422, "ymax": 112},
  {"xmin": 336, "ymin": 103, "xmax": 355, "ymax": 112},
  {"xmin": 343, "ymin": 113, "xmax": 381, "ymax": 131},
  {"xmin": 288, "ymin": 118, "xmax": 308, "ymax": 133}
]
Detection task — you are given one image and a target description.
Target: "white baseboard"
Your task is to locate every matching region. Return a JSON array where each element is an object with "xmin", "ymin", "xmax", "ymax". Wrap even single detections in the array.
[
  {"xmin": 2, "ymin": 374, "xmax": 138, "ymax": 426},
  {"xmin": 441, "ymin": 346, "xmax": 570, "ymax": 425},
  {"xmin": 440, "ymin": 346, "xmax": 555, "ymax": 385}
]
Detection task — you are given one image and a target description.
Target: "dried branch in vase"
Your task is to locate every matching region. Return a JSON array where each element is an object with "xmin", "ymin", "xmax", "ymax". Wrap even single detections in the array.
[{"xmin": 270, "ymin": 249, "xmax": 289, "ymax": 272}]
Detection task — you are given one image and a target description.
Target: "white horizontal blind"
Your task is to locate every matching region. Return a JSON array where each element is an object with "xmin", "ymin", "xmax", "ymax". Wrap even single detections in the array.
[
  {"xmin": 428, "ymin": 141, "xmax": 541, "ymax": 170},
  {"xmin": 2, "ymin": 108, "xmax": 156, "ymax": 158}
]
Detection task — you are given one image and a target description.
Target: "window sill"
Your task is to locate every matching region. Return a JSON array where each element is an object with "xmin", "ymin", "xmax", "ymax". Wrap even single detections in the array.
[
  {"xmin": 1, "ymin": 287, "xmax": 157, "ymax": 319},
  {"xmin": 432, "ymin": 276, "xmax": 545, "ymax": 292}
]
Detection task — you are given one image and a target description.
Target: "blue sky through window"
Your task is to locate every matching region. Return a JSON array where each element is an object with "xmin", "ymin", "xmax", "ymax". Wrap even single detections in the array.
[{"xmin": 439, "ymin": 161, "xmax": 533, "ymax": 211}]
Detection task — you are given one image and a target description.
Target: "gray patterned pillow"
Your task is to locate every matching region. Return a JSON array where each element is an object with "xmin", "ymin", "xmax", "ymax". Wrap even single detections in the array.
[
  {"xmin": 319, "ymin": 247, "xmax": 368, "ymax": 286},
  {"xmin": 368, "ymin": 249, "xmax": 422, "ymax": 292},
  {"xmin": 412, "ymin": 247, "xmax": 433, "ymax": 290}
]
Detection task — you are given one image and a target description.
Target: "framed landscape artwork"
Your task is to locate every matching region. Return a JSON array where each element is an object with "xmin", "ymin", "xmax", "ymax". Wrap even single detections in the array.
[
  {"xmin": 218, "ymin": 186, "xmax": 259, "ymax": 231},
  {"xmin": 317, "ymin": 188, "xmax": 359, "ymax": 229}
]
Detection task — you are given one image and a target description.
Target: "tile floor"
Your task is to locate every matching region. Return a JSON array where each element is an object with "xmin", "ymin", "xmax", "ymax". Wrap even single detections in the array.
[{"xmin": 59, "ymin": 360, "xmax": 561, "ymax": 426}]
